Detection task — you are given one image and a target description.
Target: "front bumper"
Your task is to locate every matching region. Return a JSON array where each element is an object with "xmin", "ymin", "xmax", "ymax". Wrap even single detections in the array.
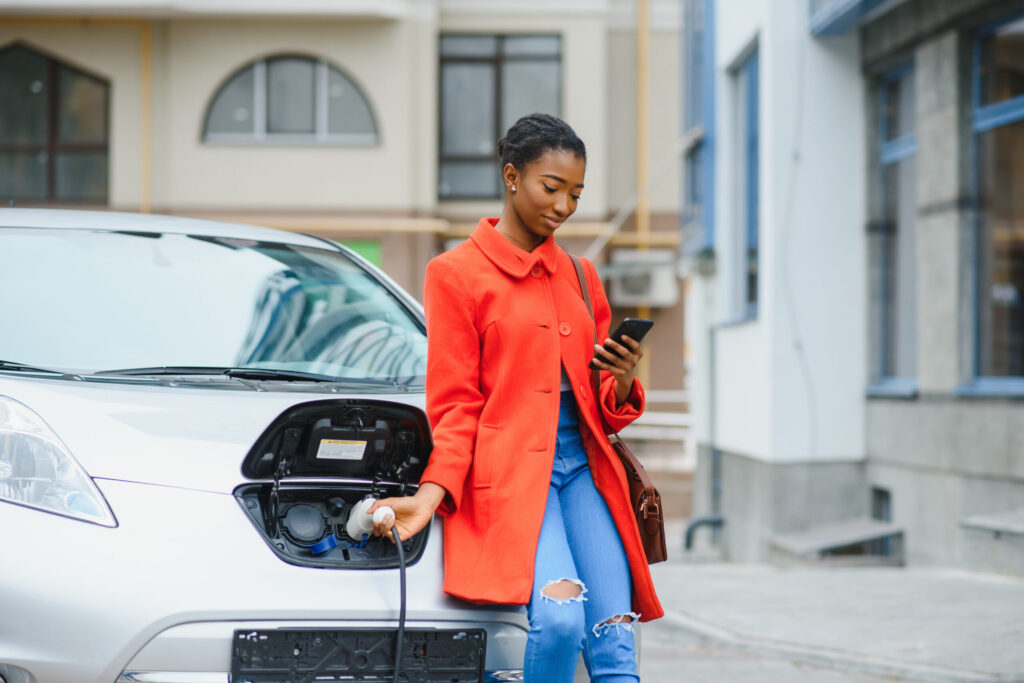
[{"xmin": 0, "ymin": 479, "xmax": 526, "ymax": 683}]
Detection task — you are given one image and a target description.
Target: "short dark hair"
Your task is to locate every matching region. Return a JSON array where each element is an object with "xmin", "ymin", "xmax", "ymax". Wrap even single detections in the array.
[{"xmin": 497, "ymin": 113, "xmax": 586, "ymax": 170}]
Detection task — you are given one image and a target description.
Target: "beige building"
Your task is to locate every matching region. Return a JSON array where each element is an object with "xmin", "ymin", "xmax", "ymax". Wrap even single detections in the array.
[{"xmin": 1, "ymin": 0, "xmax": 685, "ymax": 399}]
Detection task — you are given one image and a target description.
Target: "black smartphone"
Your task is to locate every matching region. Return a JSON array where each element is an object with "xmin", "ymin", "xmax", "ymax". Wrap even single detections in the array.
[{"xmin": 589, "ymin": 317, "xmax": 653, "ymax": 369}]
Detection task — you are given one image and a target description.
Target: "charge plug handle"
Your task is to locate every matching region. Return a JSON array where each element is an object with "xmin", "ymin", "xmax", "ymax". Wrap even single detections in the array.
[{"xmin": 345, "ymin": 497, "xmax": 394, "ymax": 539}]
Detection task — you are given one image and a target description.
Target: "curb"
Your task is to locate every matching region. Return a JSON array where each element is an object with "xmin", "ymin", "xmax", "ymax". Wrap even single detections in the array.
[{"xmin": 655, "ymin": 609, "xmax": 1024, "ymax": 683}]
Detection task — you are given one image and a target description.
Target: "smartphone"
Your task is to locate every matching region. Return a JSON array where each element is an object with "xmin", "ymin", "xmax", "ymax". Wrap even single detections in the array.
[{"xmin": 589, "ymin": 317, "xmax": 653, "ymax": 369}]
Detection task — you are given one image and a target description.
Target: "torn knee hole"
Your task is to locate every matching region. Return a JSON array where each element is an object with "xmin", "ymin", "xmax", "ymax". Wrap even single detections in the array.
[
  {"xmin": 592, "ymin": 611, "xmax": 641, "ymax": 637},
  {"xmin": 540, "ymin": 578, "xmax": 588, "ymax": 604}
]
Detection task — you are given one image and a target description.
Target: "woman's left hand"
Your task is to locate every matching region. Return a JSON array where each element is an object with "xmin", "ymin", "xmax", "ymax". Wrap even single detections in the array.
[{"xmin": 591, "ymin": 334, "xmax": 643, "ymax": 406}]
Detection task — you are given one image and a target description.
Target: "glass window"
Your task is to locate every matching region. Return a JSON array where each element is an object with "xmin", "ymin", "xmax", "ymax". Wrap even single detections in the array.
[
  {"xmin": 732, "ymin": 47, "xmax": 759, "ymax": 317},
  {"xmin": 976, "ymin": 119, "xmax": 1024, "ymax": 377},
  {"xmin": 978, "ymin": 17, "xmax": 1024, "ymax": 107},
  {"xmin": 0, "ymin": 43, "xmax": 108, "ymax": 203},
  {"xmin": 203, "ymin": 56, "xmax": 378, "ymax": 144},
  {"xmin": 267, "ymin": 57, "xmax": 315, "ymax": 134},
  {"xmin": 974, "ymin": 15, "xmax": 1024, "ymax": 379},
  {"xmin": 872, "ymin": 67, "xmax": 917, "ymax": 382},
  {"xmin": 438, "ymin": 34, "xmax": 561, "ymax": 199},
  {"xmin": 205, "ymin": 65, "xmax": 256, "ymax": 135}
]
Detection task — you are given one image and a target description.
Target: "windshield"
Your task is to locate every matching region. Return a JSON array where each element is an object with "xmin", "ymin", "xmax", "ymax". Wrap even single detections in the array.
[{"xmin": 0, "ymin": 228, "xmax": 427, "ymax": 386}]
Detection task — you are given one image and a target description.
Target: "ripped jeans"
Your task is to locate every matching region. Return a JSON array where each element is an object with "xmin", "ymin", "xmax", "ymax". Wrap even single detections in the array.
[{"xmin": 524, "ymin": 390, "xmax": 640, "ymax": 683}]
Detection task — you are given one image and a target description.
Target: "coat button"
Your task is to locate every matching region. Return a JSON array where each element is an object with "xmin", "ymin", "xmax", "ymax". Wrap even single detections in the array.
[
  {"xmin": 531, "ymin": 266, "xmax": 543, "ymax": 278},
  {"xmin": 559, "ymin": 322, "xmax": 572, "ymax": 336}
]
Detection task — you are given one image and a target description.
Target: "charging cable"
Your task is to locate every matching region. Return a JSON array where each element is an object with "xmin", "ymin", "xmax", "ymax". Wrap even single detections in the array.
[
  {"xmin": 347, "ymin": 499, "xmax": 406, "ymax": 683},
  {"xmin": 392, "ymin": 524, "xmax": 406, "ymax": 683}
]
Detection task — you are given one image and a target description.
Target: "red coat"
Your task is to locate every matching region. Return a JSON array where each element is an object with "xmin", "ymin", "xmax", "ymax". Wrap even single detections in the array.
[{"xmin": 420, "ymin": 217, "xmax": 664, "ymax": 622}]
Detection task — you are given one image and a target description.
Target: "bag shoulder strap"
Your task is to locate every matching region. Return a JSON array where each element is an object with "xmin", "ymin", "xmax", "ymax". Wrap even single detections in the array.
[{"xmin": 568, "ymin": 253, "xmax": 613, "ymax": 435}]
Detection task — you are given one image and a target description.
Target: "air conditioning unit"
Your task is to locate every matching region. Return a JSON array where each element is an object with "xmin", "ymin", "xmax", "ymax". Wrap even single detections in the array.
[{"xmin": 607, "ymin": 248, "xmax": 679, "ymax": 308}]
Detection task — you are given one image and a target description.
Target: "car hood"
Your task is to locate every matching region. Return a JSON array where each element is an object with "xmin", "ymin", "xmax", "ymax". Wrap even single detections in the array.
[{"xmin": 0, "ymin": 374, "xmax": 426, "ymax": 494}]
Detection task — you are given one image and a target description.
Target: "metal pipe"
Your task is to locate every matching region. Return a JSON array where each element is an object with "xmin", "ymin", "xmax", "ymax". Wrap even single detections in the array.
[{"xmin": 684, "ymin": 514, "xmax": 724, "ymax": 550}]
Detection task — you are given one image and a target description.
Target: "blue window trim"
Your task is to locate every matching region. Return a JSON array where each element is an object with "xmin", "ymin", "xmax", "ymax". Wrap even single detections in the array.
[
  {"xmin": 969, "ymin": 12, "xmax": 1024, "ymax": 389},
  {"xmin": 955, "ymin": 378, "xmax": 1024, "ymax": 398},
  {"xmin": 808, "ymin": 0, "xmax": 899, "ymax": 37},
  {"xmin": 874, "ymin": 63, "xmax": 916, "ymax": 385},
  {"xmin": 682, "ymin": 0, "xmax": 716, "ymax": 255},
  {"xmin": 865, "ymin": 378, "xmax": 918, "ymax": 399}
]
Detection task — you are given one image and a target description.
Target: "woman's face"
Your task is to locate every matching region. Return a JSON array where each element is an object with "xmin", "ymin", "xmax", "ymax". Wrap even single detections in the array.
[{"xmin": 504, "ymin": 148, "xmax": 585, "ymax": 250}]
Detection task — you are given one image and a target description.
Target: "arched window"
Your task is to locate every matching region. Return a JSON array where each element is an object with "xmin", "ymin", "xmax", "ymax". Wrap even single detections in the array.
[
  {"xmin": 0, "ymin": 42, "xmax": 109, "ymax": 203},
  {"xmin": 203, "ymin": 55, "xmax": 379, "ymax": 145}
]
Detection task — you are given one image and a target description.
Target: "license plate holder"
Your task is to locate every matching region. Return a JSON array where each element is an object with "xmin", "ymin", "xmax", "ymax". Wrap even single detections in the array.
[{"xmin": 231, "ymin": 627, "xmax": 487, "ymax": 682}]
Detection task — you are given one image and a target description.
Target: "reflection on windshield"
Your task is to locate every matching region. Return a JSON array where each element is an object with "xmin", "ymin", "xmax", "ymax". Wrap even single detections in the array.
[{"xmin": 0, "ymin": 229, "xmax": 427, "ymax": 386}]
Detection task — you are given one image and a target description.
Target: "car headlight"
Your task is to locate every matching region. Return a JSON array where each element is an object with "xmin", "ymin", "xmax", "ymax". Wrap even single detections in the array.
[{"xmin": 0, "ymin": 395, "xmax": 116, "ymax": 526}]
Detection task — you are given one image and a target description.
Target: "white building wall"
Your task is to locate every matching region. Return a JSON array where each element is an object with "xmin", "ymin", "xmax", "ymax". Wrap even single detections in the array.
[
  {"xmin": 711, "ymin": 0, "xmax": 772, "ymax": 461},
  {"xmin": 764, "ymin": 4, "xmax": 865, "ymax": 463},
  {"xmin": 697, "ymin": 0, "xmax": 866, "ymax": 465}
]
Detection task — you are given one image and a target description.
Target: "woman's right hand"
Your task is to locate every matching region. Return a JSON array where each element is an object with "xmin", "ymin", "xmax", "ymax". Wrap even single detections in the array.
[{"xmin": 368, "ymin": 482, "xmax": 447, "ymax": 543}]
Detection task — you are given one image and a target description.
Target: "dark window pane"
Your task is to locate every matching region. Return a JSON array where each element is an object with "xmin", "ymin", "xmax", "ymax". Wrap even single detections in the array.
[
  {"xmin": 501, "ymin": 61, "xmax": 560, "ymax": 133},
  {"xmin": 439, "ymin": 161, "xmax": 500, "ymax": 198},
  {"xmin": 58, "ymin": 66, "xmax": 107, "ymax": 144},
  {"xmin": 267, "ymin": 58, "xmax": 315, "ymax": 134},
  {"xmin": 883, "ymin": 71, "xmax": 915, "ymax": 141},
  {"xmin": 979, "ymin": 18, "xmax": 1024, "ymax": 107},
  {"xmin": 978, "ymin": 119, "xmax": 1024, "ymax": 376},
  {"xmin": 0, "ymin": 45, "xmax": 48, "ymax": 145},
  {"xmin": 440, "ymin": 35, "xmax": 498, "ymax": 57},
  {"xmin": 205, "ymin": 65, "xmax": 255, "ymax": 135},
  {"xmin": 55, "ymin": 151, "xmax": 107, "ymax": 202},
  {"xmin": 503, "ymin": 35, "xmax": 560, "ymax": 57},
  {"xmin": 441, "ymin": 63, "xmax": 495, "ymax": 156},
  {"xmin": 0, "ymin": 151, "xmax": 48, "ymax": 199},
  {"xmin": 327, "ymin": 67, "xmax": 376, "ymax": 139},
  {"xmin": 879, "ymin": 158, "xmax": 917, "ymax": 377}
]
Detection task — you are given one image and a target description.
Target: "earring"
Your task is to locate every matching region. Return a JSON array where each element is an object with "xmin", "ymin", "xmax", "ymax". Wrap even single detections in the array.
[{"xmin": 511, "ymin": 184, "xmax": 517, "ymax": 192}]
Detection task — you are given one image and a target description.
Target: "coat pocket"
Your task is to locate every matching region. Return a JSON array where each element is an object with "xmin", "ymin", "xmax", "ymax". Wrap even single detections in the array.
[{"xmin": 472, "ymin": 424, "xmax": 499, "ymax": 489}]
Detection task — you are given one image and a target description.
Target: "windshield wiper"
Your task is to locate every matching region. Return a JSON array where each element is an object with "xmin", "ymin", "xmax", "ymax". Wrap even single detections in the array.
[
  {"xmin": 0, "ymin": 360, "xmax": 70, "ymax": 375},
  {"xmin": 95, "ymin": 366, "xmax": 398, "ymax": 385}
]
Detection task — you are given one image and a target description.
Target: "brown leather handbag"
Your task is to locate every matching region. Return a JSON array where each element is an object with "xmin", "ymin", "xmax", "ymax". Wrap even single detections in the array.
[{"xmin": 570, "ymin": 255, "xmax": 668, "ymax": 564}]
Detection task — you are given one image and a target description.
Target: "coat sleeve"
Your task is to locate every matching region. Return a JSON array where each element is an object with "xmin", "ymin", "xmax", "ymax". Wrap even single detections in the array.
[
  {"xmin": 583, "ymin": 257, "xmax": 646, "ymax": 433},
  {"xmin": 418, "ymin": 257, "xmax": 484, "ymax": 515}
]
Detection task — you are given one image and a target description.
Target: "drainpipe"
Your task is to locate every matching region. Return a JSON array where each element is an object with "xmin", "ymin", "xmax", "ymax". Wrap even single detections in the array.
[{"xmin": 635, "ymin": 0, "xmax": 651, "ymax": 387}]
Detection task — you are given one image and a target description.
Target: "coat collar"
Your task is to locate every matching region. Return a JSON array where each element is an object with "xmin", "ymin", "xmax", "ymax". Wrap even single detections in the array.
[{"xmin": 470, "ymin": 217, "xmax": 560, "ymax": 278}]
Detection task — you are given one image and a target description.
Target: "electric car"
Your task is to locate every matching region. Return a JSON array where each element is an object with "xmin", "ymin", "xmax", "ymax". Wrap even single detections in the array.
[{"xmin": 0, "ymin": 209, "xmax": 528, "ymax": 683}]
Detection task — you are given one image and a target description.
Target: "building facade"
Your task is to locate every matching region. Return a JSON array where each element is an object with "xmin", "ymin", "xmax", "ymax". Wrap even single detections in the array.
[
  {"xmin": 0, "ymin": 0, "xmax": 686, "ymax": 398},
  {"xmin": 683, "ymin": 0, "xmax": 1024, "ymax": 573}
]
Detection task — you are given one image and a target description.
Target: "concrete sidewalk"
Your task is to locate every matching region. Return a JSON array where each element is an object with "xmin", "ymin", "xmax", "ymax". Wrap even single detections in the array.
[{"xmin": 648, "ymin": 560, "xmax": 1024, "ymax": 682}]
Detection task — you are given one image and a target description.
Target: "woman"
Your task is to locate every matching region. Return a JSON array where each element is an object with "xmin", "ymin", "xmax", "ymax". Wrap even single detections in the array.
[{"xmin": 370, "ymin": 113, "xmax": 663, "ymax": 682}]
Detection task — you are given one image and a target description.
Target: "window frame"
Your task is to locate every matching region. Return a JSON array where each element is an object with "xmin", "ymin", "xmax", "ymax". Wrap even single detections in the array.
[
  {"xmin": 202, "ymin": 55, "xmax": 379, "ymax": 146},
  {"xmin": 0, "ymin": 41, "xmax": 110, "ymax": 204},
  {"xmin": 437, "ymin": 33, "xmax": 563, "ymax": 201},
  {"xmin": 867, "ymin": 62, "xmax": 918, "ymax": 397},
  {"xmin": 725, "ymin": 44, "xmax": 759, "ymax": 322},
  {"xmin": 958, "ymin": 12, "xmax": 1024, "ymax": 396}
]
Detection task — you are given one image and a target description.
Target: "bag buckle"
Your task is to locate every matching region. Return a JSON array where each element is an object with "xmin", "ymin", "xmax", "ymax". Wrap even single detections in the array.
[{"xmin": 640, "ymin": 498, "xmax": 660, "ymax": 520}]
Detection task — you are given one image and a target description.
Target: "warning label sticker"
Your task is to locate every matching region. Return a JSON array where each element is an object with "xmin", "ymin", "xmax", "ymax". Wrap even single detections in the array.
[{"xmin": 316, "ymin": 439, "xmax": 367, "ymax": 461}]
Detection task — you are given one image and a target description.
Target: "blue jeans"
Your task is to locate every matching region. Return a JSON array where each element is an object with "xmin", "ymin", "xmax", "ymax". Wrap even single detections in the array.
[{"xmin": 524, "ymin": 391, "xmax": 640, "ymax": 683}]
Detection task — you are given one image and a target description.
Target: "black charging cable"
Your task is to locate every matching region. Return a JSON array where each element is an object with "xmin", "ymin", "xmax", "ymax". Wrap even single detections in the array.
[{"xmin": 392, "ymin": 525, "xmax": 406, "ymax": 683}]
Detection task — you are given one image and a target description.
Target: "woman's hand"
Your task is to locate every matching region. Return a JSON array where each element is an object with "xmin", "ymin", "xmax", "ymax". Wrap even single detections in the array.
[
  {"xmin": 368, "ymin": 482, "xmax": 447, "ymax": 543},
  {"xmin": 591, "ymin": 334, "xmax": 643, "ymax": 406}
]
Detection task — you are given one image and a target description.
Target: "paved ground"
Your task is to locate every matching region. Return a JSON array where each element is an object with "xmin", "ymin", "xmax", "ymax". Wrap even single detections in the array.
[
  {"xmin": 645, "ymin": 560, "xmax": 1024, "ymax": 682},
  {"xmin": 638, "ymin": 623, "xmax": 898, "ymax": 682}
]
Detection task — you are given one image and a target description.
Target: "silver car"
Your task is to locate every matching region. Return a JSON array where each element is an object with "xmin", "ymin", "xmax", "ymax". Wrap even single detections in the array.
[{"xmin": 0, "ymin": 209, "xmax": 527, "ymax": 683}]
